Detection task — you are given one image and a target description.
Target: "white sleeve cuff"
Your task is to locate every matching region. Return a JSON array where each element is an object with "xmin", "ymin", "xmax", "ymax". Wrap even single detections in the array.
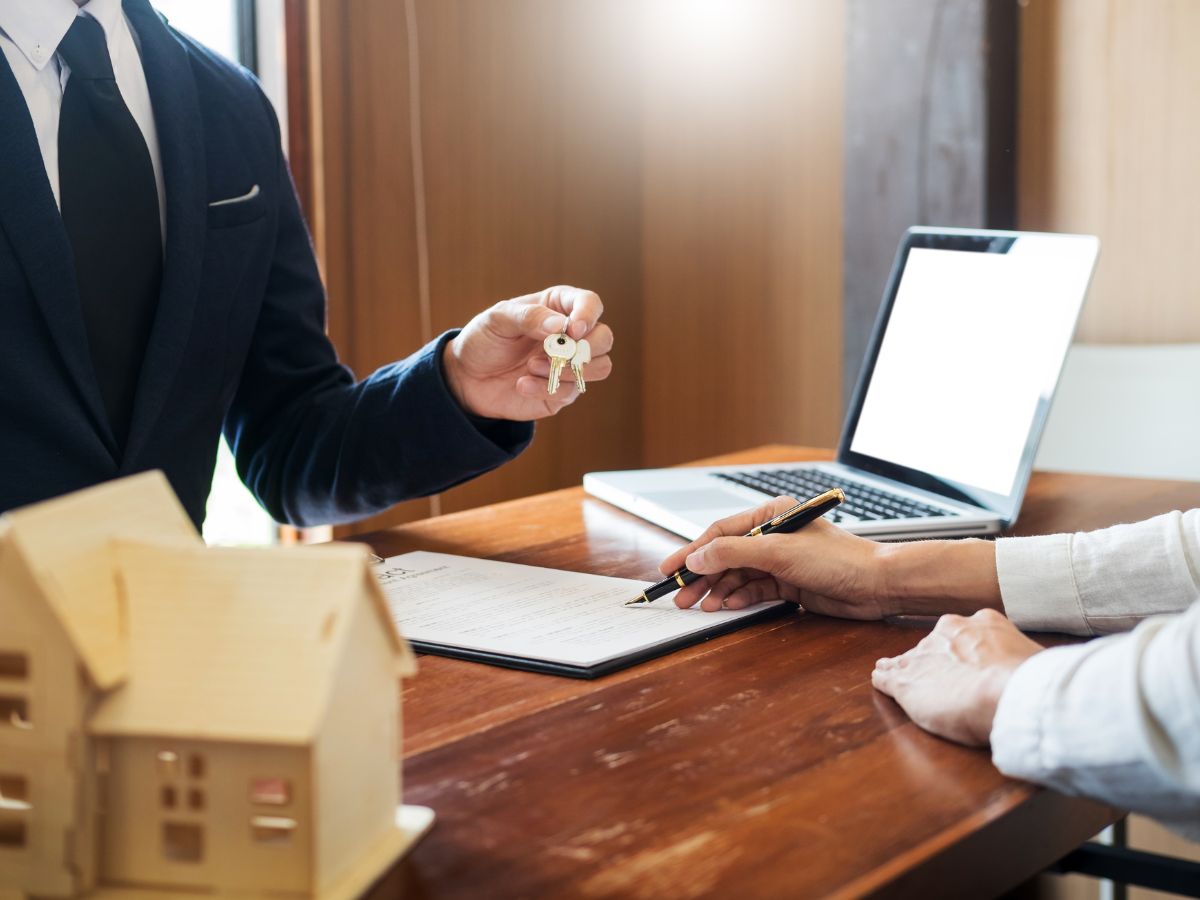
[
  {"xmin": 995, "ymin": 533, "xmax": 1090, "ymax": 635},
  {"xmin": 989, "ymin": 646, "xmax": 1078, "ymax": 781}
]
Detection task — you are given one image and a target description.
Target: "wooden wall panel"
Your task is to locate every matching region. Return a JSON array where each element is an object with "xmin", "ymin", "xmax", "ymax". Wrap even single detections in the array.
[
  {"xmin": 311, "ymin": 0, "xmax": 432, "ymax": 534},
  {"xmin": 641, "ymin": 0, "xmax": 845, "ymax": 466},
  {"xmin": 311, "ymin": 1, "xmax": 646, "ymax": 533},
  {"xmin": 415, "ymin": 0, "xmax": 646, "ymax": 515},
  {"xmin": 1019, "ymin": 0, "xmax": 1200, "ymax": 342},
  {"xmin": 309, "ymin": 0, "xmax": 845, "ymax": 531}
]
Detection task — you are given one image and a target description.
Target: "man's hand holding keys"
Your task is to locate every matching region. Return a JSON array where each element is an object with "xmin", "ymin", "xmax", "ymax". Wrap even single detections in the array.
[{"xmin": 442, "ymin": 285, "xmax": 614, "ymax": 422}]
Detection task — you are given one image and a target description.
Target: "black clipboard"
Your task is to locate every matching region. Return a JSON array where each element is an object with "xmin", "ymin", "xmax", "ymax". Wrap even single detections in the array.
[{"xmin": 410, "ymin": 602, "xmax": 791, "ymax": 679}]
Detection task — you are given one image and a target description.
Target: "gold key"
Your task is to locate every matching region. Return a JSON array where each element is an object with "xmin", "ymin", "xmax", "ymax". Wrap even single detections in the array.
[
  {"xmin": 570, "ymin": 338, "xmax": 591, "ymax": 394},
  {"xmin": 543, "ymin": 332, "xmax": 577, "ymax": 394}
]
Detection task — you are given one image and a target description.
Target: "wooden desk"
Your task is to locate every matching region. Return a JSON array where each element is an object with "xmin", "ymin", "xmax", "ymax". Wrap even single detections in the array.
[{"xmin": 360, "ymin": 446, "xmax": 1200, "ymax": 899}]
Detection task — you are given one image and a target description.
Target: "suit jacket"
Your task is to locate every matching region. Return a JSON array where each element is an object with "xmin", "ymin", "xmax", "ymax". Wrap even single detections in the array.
[{"xmin": 0, "ymin": 0, "xmax": 531, "ymax": 528}]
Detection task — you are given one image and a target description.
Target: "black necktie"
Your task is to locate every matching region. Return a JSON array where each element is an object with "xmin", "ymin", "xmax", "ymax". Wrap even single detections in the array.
[{"xmin": 57, "ymin": 14, "xmax": 162, "ymax": 449}]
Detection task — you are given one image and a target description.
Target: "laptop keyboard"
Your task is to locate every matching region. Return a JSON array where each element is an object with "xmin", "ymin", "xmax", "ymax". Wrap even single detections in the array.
[{"xmin": 713, "ymin": 468, "xmax": 954, "ymax": 523}]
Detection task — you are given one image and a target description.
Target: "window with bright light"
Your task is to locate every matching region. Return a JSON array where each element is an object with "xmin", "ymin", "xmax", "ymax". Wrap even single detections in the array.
[
  {"xmin": 151, "ymin": 1, "xmax": 242, "ymax": 65},
  {"xmin": 149, "ymin": 1, "xmax": 287, "ymax": 546}
]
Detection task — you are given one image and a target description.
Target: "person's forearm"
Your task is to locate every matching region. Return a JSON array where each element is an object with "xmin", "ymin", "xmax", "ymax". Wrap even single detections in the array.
[
  {"xmin": 876, "ymin": 539, "xmax": 1003, "ymax": 617},
  {"xmin": 229, "ymin": 331, "xmax": 531, "ymax": 525},
  {"xmin": 991, "ymin": 604, "xmax": 1200, "ymax": 837}
]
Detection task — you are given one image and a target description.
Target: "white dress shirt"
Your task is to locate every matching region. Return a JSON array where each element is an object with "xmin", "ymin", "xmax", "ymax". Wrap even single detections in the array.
[
  {"xmin": 992, "ymin": 510, "xmax": 1200, "ymax": 837},
  {"xmin": 0, "ymin": 0, "xmax": 166, "ymax": 230}
]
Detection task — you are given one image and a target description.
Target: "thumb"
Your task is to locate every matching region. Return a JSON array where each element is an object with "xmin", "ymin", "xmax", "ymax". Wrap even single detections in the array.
[
  {"xmin": 488, "ymin": 299, "xmax": 567, "ymax": 340},
  {"xmin": 685, "ymin": 536, "xmax": 775, "ymax": 576}
]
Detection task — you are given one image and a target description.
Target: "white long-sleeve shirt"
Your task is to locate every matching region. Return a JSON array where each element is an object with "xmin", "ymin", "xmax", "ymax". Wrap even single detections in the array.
[{"xmin": 991, "ymin": 510, "xmax": 1200, "ymax": 837}]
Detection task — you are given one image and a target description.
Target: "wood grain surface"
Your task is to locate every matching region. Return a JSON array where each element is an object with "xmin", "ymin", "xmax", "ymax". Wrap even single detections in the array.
[{"xmin": 355, "ymin": 446, "xmax": 1200, "ymax": 898}]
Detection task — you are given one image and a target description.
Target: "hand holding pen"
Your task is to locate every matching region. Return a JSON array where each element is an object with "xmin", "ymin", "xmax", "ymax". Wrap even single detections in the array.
[{"xmin": 627, "ymin": 489, "xmax": 846, "ymax": 608}]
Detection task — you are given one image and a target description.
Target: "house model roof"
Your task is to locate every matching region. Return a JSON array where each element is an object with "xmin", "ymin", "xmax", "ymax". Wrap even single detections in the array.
[
  {"xmin": 88, "ymin": 539, "xmax": 414, "ymax": 745},
  {"xmin": 1, "ymin": 471, "xmax": 198, "ymax": 690},
  {"xmin": 1, "ymin": 470, "xmax": 415, "ymax": 746}
]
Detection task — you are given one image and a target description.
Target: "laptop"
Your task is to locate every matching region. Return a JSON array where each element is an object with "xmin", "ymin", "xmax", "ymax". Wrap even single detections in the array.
[{"xmin": 584, "ymin": 227, "xmax": 1100, "ymax": 541}]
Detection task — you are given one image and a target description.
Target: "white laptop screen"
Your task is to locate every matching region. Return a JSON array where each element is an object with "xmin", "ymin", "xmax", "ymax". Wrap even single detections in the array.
[{"xmin": 843, "ymin": 230, "xmax": 1098, "ymax": 516}]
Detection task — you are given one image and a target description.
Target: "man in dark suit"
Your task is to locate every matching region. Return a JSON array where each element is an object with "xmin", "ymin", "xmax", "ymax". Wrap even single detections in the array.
[{"xmin": 0, "ymin": 0, "xmax": 613, "ymax": 528}]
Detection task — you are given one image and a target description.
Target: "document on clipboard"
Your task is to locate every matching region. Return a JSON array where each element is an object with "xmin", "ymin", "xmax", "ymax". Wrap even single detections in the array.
[{"xmin": 374, "ymin": 551, "xmax": 786, "ymax": 678}]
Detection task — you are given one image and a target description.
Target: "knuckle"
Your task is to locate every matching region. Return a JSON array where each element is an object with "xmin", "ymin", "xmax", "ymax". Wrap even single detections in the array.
[
  {"xmin": 519, "ymin": 303, "xmax": 544, "ymax": 329},
  {"xmin": 711, "ymin": 522, "xmax": 738, "ymax": 541},
  {"xmin": 484, "ymin": 300, "xmax": 510, "ymax": 326},
  {"xmin": 707, "ymin": 536, "xmax": 738, "ymax": 562},
  {"xmin": 592, "ymin": 324, "xmax": 614, "ymax": 353},
  {"xmin": 936, "ymin": 613, "xmax": 965, "ymax": 633}
]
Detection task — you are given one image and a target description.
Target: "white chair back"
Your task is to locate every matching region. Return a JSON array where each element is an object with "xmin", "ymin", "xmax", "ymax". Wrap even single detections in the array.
[{"xmin": 1035, "ymin": 344, "xmax": 1200, "ymax": 482}]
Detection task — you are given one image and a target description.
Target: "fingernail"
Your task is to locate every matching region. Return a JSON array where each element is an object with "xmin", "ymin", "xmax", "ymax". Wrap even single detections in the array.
[
  {"xmin": 543, "ymin": 314, "xmax": 567, "ymax": 333},
  {"xmin": 685, "ymin": 550, "xmax": 704, "ymax": 571}
]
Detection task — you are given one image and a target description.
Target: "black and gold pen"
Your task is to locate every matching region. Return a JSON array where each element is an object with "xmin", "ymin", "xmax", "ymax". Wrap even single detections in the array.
[{"xmin": 623, "ymin": 488, "xmax": 846, "ymax": 606}]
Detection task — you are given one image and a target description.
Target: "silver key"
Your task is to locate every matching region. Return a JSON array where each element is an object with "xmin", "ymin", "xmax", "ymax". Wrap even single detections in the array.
[
  {"xmin": 544, "ymin": 332, "xmax": 577, "ymax": 394},
  {"xmin": 570, "ymin": 339, "xmax": 591, "ymax": 394}
]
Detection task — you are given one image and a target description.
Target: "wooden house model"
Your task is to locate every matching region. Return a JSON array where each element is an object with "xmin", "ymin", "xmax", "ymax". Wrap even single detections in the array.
[{"xmin": 0, "ymin": 472, "xmax": 431, "ymax": 899}]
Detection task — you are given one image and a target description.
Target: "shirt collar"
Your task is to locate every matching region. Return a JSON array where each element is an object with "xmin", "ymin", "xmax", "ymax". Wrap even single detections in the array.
[
  {"xmin": 0, "ymin": 0, "xmax": 126, "ymax": 72},
  {"xmin": 0, "ymin": 0, "xmax": 78, "ymax": 71}
]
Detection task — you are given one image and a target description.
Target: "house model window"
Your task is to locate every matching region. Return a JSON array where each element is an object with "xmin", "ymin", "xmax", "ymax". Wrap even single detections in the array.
[
  {"xmin": 163, "ymin": 822, "xmax": 204, "ymax": 863},
  {"xmin": 156, "ymin": 750, "xmax": 180, "ymax": 777},
  {"xmin": 0, "ymin": 695, "xmax": 31, "ymax": 729},
  {"xmin": 249, "ymin": 777, "xmax": 290, "ymax": 806},
  {"xmin": 0, "ymin": 775, "xmax": 29, "ymax": 809},
  {"xmin": 0, "ymin": 817, "xmax": 25, "ymax": 848},
  {"xmin": 0, "ymin": 652, "xmax": 29, "ymax": 679},
  {"xmin": 251, "ymin": 815, "xmax": 296, "ymax": 845},
  {"xmin": 0, "ymin": 774, "xmax": 30, "ymax": 848},
  {"xmin": 157, "ymin": 750, "xmax": 206, "ymax": 816}
]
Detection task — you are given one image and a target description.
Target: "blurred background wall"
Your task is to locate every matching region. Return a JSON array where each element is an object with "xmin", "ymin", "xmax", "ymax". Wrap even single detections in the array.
[
  {"xmin": 284, "ymin": 0, "xmax": 1200, "ymax": 542},
  {"xmin": 301, "ymin": 0, "xmax": 845, "ymax": 535},
  {"xmin": 1018, "ymin": 0, "xmax": 1200, "ymax": 343}
]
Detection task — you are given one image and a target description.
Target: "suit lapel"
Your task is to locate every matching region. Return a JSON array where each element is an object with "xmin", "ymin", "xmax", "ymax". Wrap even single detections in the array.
[
  {"xmin": 122, "ymin": 0, "xmax": 207, "ymax": 465},
  {"xmin": 0, "ymin": 51, "xmax": 118, "ymax": 458}
]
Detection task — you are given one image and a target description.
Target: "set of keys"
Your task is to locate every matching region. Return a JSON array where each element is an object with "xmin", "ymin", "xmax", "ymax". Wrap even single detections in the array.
[{"xmin": 543, "ymin": 331, "xmax": 591, "ymax": 395}]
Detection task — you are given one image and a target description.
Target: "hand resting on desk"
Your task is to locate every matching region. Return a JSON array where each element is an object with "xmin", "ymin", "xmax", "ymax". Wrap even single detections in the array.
[{"xmin": 668, "ymin": 497, "xmax": 1200, "ymax": 835}]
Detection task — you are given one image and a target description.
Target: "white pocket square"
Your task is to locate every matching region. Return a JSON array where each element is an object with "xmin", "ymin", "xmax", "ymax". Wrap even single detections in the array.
[{"xmin": 209, "ymin": 184, "xmax": 260, "ymax": 207}]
